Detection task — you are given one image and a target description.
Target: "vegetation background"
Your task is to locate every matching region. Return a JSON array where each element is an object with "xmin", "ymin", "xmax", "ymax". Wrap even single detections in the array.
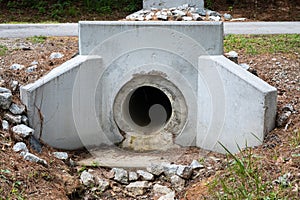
[{"xmin": 0, "ymin": 0, "xmax": 299, "ymax": 23}]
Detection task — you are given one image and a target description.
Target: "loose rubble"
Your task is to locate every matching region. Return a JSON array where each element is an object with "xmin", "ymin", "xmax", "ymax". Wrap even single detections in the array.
[
  {"xmin": 13, "ymin": 142, "xmax": 28, "ymax": 153},
  {"xmin": 12, "ymin": 124, "xmax": 34, "ymax": 138},
  {"xmin": 124, "ymin": 4, "xmax": 243, "ymax": 22},
  {"xmin": 158, "ymin": 191, "xmax": 176, "ymax": 200},
  {"xmin": 10, "ymin": 80, "xmax": 19, "ymax": 91},
  {"xmin": 170, "ymin": 175, "xmax": 185, "ymax": 191},
  {"xmin": 137, "ymin": 170, "xmax": 155, "ymax": 181},
  {"xmin": 9, "ymin": 103, "xmax": 25, "ymax": 115},
  {"xmin": 49, "ymin": 52, "xmax": 64, "ymax": 59},
  {"xmin": 111, "ymin": 168, "xmax": 129, "ymax": 184},
  {"xmin": 190, "ymin": 159, "xmax": 204, "ymax": 169},
  {"xmin": 9, "ymin": 63, "xmax": 25, "ymax": 70},
  {"xmin": 21, "ymin": 151, "xmax": 47, "ymax": 166},
  {"xmin": 125, "ymin": 181, "xmax": 150, "ymax": 196},
  {"xmin": 53, "ymin": 152, "xmax": 69, "ymax": 160},
  {"xmin": 277, "ymin": 103, "xmax": 294, "ymax": 127},
  {"xmin": 153, "ymin": 183, "xmax": 173, "ymax": 195},
  {"xmin": 0, "ymin": 87, "xmax": 12, "ymax": 109},
  {"xmin": 225, "ymin": 50, "xmax": 239, "ymax": 64},
  {"xmin": 96, "ymin": 177, "xmax": 110, "ymax": 192},
  {"xmin": 4, "ymin": 113, "xmax": 22, "ymax": 124},
  {"xmin": 1, "ymin": 120, "xmax": 9, "ymax": 131},
  {"xmin": 80, "ymin": 170, "xmax": 95, "ymax": 186}
]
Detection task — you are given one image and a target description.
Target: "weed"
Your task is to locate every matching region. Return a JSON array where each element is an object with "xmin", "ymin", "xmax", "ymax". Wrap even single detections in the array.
[
  {"xmin": 198, "ymin": 157, "xmax": 205, "ymax": 164},
  {"xmin": 0, "ymin": 44, "xmax": 8, "ymax": 56},
  {"xmin": 27, "ymin": 35, "xmax": 47, "ymax": 44},
  {"xmin": 290, "ymin": 129, "xmax": 300, "ymax": 148},
  {"xmin": 67, "ymin": 6, "xmax": 78, "ymax": 16},
  {"xmin": 10, "ymin": 181, "xmax": 25, "ymax": 200},
  {"xmin": 209, "ymin": 143, "xmax": 281, "ymax": 199},
  {"xmin": 205, "ymin": 0, "xmax": 214, "ymax": 10},
  {"xmin": 32, "ymin": 1, "xmax": 47, "ymax": 14},
  {"xmin": 91, "ymin": 161, "xmax": 100, "ymax": 167},
  {"xmin": 78, "ymin": 165, "xmax": 87, "ymax": 173},
  {"xmin": 97, "ymin": 6, "xmax": 112, "ymax": 14}
]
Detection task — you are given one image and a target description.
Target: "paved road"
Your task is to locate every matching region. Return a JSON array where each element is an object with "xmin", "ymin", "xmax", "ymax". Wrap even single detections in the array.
[{"xmin": 0, "ymin": 22, "xmax": 299, "ymax": 38}]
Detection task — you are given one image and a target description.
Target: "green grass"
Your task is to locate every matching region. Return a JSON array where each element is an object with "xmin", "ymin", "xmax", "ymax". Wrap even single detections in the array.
[
  {"xmin": 290, "ymin": 129, "xmax": 300, "ymax": 148},
  {"xmin": 26, "ymin": 35, "xmax": 47, "ymax": 44},
  {"xmin": 208, "ymin": 143, "xmax": 292, "ymax": 199},
  {"xmin": 224, "ymin": 34, "xmax": 300, "ymax": 55},
  {"xmin": 0, "ymin": 44, "xmax": 8, "ymax": 56}
]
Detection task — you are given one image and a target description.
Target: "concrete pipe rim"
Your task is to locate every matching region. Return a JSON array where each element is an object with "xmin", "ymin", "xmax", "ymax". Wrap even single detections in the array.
[{"xmin": 113, "ymin": 74, "xmax": 188, "ymax": 138}]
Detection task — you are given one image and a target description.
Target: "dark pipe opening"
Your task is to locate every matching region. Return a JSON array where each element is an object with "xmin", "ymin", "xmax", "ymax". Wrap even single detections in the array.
[{"xmin": 129, "ymin": 86, "xmax": 172, "ymax": 127}]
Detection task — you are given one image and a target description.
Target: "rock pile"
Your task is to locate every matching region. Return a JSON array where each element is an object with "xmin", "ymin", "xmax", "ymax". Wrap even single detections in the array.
[
  {"xmin": 124, "ymin": 4, "xmax": 236, "ymax": 21},
  {"xmin": 80, "ymin": 160, "xmax": 205, "ymax": 199}
]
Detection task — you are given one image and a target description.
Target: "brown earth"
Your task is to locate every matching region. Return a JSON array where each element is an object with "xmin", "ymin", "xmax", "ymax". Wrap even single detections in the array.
[{"xmin": 0, "ymin": 35, "xmax": 299, "ymax": 199}]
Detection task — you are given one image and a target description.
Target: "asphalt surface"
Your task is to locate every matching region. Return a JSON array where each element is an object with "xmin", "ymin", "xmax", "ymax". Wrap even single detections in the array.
[{"xmin": 0, "ymin": 22, "xmax": 299, "ymax": 38}]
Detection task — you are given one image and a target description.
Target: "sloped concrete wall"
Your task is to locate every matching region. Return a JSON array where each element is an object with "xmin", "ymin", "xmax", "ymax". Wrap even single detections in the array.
[
  {"xmin": 196, "ymin": 56, "xmax": 277, "ymax": 153},
  {"xmin": 20, "ymin": 56, "xmax": 123, "ymax": 150}
]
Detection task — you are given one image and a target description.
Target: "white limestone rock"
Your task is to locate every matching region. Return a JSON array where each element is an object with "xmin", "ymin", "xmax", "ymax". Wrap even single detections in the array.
[
  {"xmin": 9, "ymin": 103, "xmax": 25, "ymax": 115},
  {"xmin": 13, "ymin": 142, "xmax": 28, "ymax": 153},
  {"xmin": 158, "ymin": 191, "xmax": 176, "ymax": 200},
  {"xmin": 137, "ymin": 170, "xmax": 154, "ymax": 181},
  {"xmin": 147, "ymin": 163, "xmax": 164, "ymax": 176},
  {"xmin": 1, "ymin": 120, "xmax": 9, "ymax": 131},
  {"xmin": 176, "ymin": 165, "xmax": 193, "ymax": 179},
  {"xmin": 53, "ymin": 152, "xmax": 68, "ymax": 160},
  {"xmin": 0, "ymin": 87, "xmax": 12, "ymax": 110},
  {"xmin": 170, "ymin": 175, "xmax": 185, "ymax": 191},
  {"xmin": 153, "ymin": 183, "xmax": 173, "ymax": 195},
  {"xmin": 22, "ymin": 152, "xmax": 47, "ymax": 166},
  {"xmin": 12, "ymin": 124, "xmax": 34, "ymax": 138},
  {"xmin": 129, "ymin": 171, "xmax": 139, "ymax": 181},
  {"xmin": 112, "ymin": 168, "xmax": 128, "ymax": 184},
  {"xmin": 49, "ymin": 52, "xmax": 64, "ymax": 59},
  {"xmin": 190, "ymin": 159, "xmax": 204, "ymax": 169},
  {"xmin": 163, "ymin": 163, "xmax": 179, "ymax": 177},
  {"xmin": 223, "ymin": 13, "xmax": 232, "ymax": 20},
  {"xmin": 125, "ymin": 181, "xmax": 150, "ymax": 196},
  {"xmin": 4, "ymin": 113, "xmax": 22, "ymax": 124},
  {"xmin": 96, "ymin": 177, "xmax": 110, "ymax": 192},
  {"xmin": 80, "ymin": 170, "xmax": 95, "ymax": 186},
  {"xmin": 10, "ymin": 63, "xmax": 24, "ymax": 70},
  {"xmin": 26, "ymin": 65, "xmax": 38, "ymax": 73},
  {"xmin": 10, "ymin": 80, "xmax": 19, "ymax": 91}
]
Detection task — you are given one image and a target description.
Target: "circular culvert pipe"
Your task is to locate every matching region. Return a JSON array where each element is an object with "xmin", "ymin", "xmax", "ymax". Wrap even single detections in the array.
[{"xmin": 113, "ymin": 74, "xmax": 188, "ymax": 151}]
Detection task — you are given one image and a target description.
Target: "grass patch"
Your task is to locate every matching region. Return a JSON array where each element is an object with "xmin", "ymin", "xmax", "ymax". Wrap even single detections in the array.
[
  {"xmin": 208, "ymin": 143, "xmax": 293, "ymax": 199},
  {"xmin": 26, "ymin": 35, "xmax": 47, "ymax": 44},
  {"xmin": 224, "ymin": 34, "xmax": 300, "ymax": 55},
  {"xmin": 0, "ymin": 44, "xmax": 8, "ymax": 56}
]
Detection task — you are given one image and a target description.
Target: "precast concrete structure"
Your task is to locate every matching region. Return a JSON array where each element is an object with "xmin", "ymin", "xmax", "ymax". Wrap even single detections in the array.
[{"xmin": 20, "ymin": 21, "xmax": 277, "ymax": 154}]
